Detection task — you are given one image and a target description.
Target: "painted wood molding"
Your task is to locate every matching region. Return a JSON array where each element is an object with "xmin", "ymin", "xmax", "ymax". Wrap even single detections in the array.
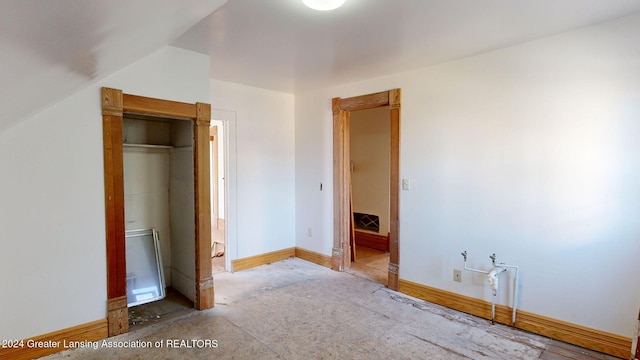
[
  {"xmin": 295, "ymin": 247, "xmax": 332, "ymax": 268},
  {"xmin": 398, "ymin": 279, "xmax": 631, "ymax": 359},
  {"xmin": 0, "ymin": 319, "xmax": 107, "ymax": 360},
  {"xmin": 232, "ymin": 248, "xmax": 295, "ymax": 272}
]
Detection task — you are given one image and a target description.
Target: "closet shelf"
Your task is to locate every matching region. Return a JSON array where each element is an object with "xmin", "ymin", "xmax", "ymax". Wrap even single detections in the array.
[{"xmin": 123, "ymin": 143, "xmax": 174, "ymax": 149}]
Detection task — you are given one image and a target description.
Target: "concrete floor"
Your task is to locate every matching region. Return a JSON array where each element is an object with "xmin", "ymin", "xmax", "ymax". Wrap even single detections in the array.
[{"xmin": 43, "ymin": 258, "xmax": 619, "ymax": 360}]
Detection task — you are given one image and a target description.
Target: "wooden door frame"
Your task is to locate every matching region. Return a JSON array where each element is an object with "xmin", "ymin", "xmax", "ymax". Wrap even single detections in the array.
[
  {"xmin": 332, "ymin": 89, "xmax": 401, "ymax": 290},
  {"xmin": 101, "ymin": 88, "xmax": 213, "ymax": 336}
]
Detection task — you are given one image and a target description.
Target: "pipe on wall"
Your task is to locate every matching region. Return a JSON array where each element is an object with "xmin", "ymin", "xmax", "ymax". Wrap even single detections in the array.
[{"xmin": 461, "ymin": 251, "xmax": 520, "ymax": 326}]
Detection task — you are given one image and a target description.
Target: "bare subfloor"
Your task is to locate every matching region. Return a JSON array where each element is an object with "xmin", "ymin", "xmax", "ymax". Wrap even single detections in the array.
[
  {"xmin": 128, "ymin": 288, "xmax": 194, "ymax": 330},
  {"xmin": 43, "ymin": 258, "xmax": 619, "ymax": 359}
]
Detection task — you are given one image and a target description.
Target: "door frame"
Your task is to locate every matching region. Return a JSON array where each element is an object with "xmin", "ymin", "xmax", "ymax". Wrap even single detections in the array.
[
  {"xmin": 332, "ymin": 89, "xmax": 401, "ymax": 290},
  {"xmin": 101, "ymin": 88, "xmax": 213, "ymax": 336}
]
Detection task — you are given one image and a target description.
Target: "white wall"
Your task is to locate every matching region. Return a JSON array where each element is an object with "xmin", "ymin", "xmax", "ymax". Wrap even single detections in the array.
[
  {"xmin": 209, "ymin": 80, "xmax": 295, "ymax": 262},
  {"xmin": 122, "ymin": 117, "xmax": 175, "ymax": 287},
  {"xmin": 169, "ymin": 147, "xmax": 195, "ymax": 301},
  {"xmin": 0, "ymin": 46, "xmax": 210, "ymax": 340},
  {"xmin": 295, "ymin": 14, "xmax": 640, "ymax": 337},
  {"xmin": 169, "ymin": 118, "xmax": 195, "ymax": 301},
  {"xmin": 123, "ymin": 147, "xmax": 172, "ymax": 286},
  {"xmin": 350, "ymin": 107, "xmax": 391, "ymax": 236}
]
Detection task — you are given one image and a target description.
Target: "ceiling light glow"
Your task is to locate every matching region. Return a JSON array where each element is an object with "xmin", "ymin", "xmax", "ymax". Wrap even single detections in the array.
[{"xmin": 303, "ymin": 0, "xmax": 346, "ymax": 11}]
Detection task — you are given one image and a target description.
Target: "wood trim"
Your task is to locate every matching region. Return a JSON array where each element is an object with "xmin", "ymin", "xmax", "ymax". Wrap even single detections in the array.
[
  {"xmin": 101, "ymin": 88, "xmax": 126, "ymax": 303},
  {"xmin": 636, "ymin": 310, "xmax": 640, "ymax": 359},
  {"xmin": 331, "ymin": 107, "xmax": 352, "ymax": 269},
  {"xmin": 0, "ymin": 319, "xmax": 108, "ymax": 360},
  {"xmin": 232, "ymin": 248, "xmax": 295, "ymax": 272},
  {"xmin": 102, "ymin": 88, "xmax": 123, "ymax": 117},
  {"xmin": 122, "ymin": 94, "xmax": 196, "ymax": 119},
  {"xmin": 102, "ymin": 88, "xmax": 214, "ymax": 333},
  {"xmin": 343, "ymin": 111, "xmax": 352, "ymax": 265},
  {"xmin": 332, "ymin": 97, "xmax": 347, "ymax": 271},
  {"xmin": 398, "ymin": 279, "xmax": 631, "ymax": 359},
  {"xmin": 354, "ymin": 230, "xmax": 389, "ymax": 252},
  {"xmin": 107, "ymin": 296, "xmax": 128, "ymax": 336},
  {"xmin": 194, "ymin": 103, "xmax": 213, "ymax": 310},
  {"xmin": 339, "ymin": 91, "xmax": 389, "ymax": 112},
  {"xmin": 333, "ymin": 89, "xmax": 401, "ymax": 290},
  {"xmin": 517, "ymin": 312, "xmax": 630, "ymax": 359},
  {"xmin": 388, "ymin": 89, "xmax": 401, "ymax": 291},
  {"xmin": 295, "ymin": 247, "xmax": 332, "ymax": 268}
]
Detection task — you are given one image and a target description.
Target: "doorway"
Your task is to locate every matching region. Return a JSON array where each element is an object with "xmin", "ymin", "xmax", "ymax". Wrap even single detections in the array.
[
  {"xmin": 210, "ymin": 120, "xmax": 226, "ymax": 273},
  {"xmin": 101, "ymin": 88, "xmax": 213, "ymax": 336},
  {"xmin": 332, "ymin": 89, "xmax": 401, "ymax": 290},
  {"xmin": 347, "ymin": 106, "xmax": 391, "ymax": 286}
]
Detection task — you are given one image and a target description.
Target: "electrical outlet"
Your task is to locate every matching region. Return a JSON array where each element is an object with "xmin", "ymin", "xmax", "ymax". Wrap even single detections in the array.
[
  {"xmin": 307, "ymin": 228, "xmax": 312, "ymax": 237},
  {"xmin": 453, "ymin": 269, "xmax": 462, "ymax": 282}
]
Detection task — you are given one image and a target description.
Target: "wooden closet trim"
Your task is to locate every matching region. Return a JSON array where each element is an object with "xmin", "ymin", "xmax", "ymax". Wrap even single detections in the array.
[
  {"xmin": 101, "ymin": 88, "xmax": 213, "ymax": 336},
  {"xmin": 332, "ymin": 89, "xmax": 401, "ymax": 290}
]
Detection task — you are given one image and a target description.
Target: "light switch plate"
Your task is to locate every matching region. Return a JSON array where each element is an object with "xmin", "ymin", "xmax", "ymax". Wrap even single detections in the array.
[{"xmin": 402, "ymin": 178, "xmax": 410, "ymax": 190}]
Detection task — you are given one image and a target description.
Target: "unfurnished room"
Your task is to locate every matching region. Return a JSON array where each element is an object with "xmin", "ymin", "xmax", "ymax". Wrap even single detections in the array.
[{"xmin": 1, "ymin": 1, "xmax": 640, "ymax": 359}]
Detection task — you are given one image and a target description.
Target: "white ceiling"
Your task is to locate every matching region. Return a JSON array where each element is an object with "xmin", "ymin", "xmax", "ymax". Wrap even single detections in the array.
[
  {"xmin": 173, "ymin": 0, "xmax": 640, "ymax": 93},
  {"xmin": 2, "ymin": 0, "xmax": 640, "ymax": 132},
  {"xmin": 0, "ymin": 0, "xmax": 227, "ymax": 132}
]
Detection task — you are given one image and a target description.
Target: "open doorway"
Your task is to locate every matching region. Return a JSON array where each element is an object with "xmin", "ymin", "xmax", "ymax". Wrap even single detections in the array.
[
  {"xmin": 332, "ymin": 89, "xmax": 401, "ymax": 290},
  {"xmin": 210, "ymin": 120, "xmax": 226, "ymax": 274},
  {"xmin": 347, "ymin": 107, "xmax": 391, "ymax": 286}
]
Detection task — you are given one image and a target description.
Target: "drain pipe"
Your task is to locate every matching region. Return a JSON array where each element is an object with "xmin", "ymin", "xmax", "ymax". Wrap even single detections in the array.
[
  {"xmin": 488, "ymin": 266, "xmax": 506, "ymax": 325},
  {"xmin": 491, "ymin": 255, "xmax": 519, "ymax": 327},
  {"xmin": 461, "ymin": 251, "xmax": 519, "ymax": 326}
]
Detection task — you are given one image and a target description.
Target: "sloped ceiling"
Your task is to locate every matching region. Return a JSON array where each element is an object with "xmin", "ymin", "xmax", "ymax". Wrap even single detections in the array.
[
  {"xmin": 0, "ymin": 0, "xmax": 227, "ymax": 133},
  {"xmin": 173, "ymin": 0, "xmax": 640, "ymax": 93}
]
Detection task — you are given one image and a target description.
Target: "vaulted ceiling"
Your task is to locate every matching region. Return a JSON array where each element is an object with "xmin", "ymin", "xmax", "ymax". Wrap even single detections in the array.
[{"xmin": 3, "ymin": 0, "xmax": 640, "ymax": 132}]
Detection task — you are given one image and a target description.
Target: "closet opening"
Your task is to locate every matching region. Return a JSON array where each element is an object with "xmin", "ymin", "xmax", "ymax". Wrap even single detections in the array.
[
  {"xmin": 102, "ymin": 88, "xmax": 213, "ymax": 336},
  {"xmin": 121, "ymin": 115, "xmax": 196, "ymax": 329}
]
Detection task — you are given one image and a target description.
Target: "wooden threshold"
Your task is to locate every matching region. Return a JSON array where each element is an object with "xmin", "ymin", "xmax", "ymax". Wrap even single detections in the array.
[{"xmin": 398, "ymin": 279, "xmax": 631, "ymax": 359}]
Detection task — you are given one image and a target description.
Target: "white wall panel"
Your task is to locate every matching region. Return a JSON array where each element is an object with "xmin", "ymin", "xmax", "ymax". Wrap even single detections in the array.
[
  {"xmin": 209, "ymin": 80, "xmax": 295, "ymax": 261},
  {"xmin": 294, "ymin": 14, "xmax": 640, "ymax": 337},
  {"xmin": 0, "ymin": 46, "xmax": 209, "ymax": 340}
]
